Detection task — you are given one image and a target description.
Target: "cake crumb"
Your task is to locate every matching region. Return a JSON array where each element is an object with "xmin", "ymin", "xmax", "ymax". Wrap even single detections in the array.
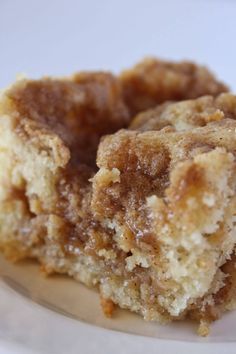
[
  {"xmin": 40, "ymin": 264, "xmax": 55, "ymax": 276},
  {"xmin": 100, "ymin": 296, "xmax": 116, "ymax": 318},
  {"xmin": 198, "ymin": 320, "xmax": 210, "ymax": 337}
]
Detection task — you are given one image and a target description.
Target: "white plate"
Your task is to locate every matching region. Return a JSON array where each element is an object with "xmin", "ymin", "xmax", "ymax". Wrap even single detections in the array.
[
  {"xmin": 1, "ymin": 256, "xmax": 236, "ymax": 354},
  {"xmin": 1, "ymin": 0, "xmax": 236, "ymax": 353}
]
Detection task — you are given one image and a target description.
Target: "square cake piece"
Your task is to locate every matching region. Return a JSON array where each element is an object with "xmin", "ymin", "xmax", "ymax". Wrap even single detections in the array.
[
  {"xmin": 0, "ymin": 72, "xmax": 130, "ymax": 261},
  {"xmin": 0, "ymin": 60, "xmax": 234, "ymax": 336},
  {"xmin": 91, "ymin": 119, "xmax": 236, "ymax": 332}
]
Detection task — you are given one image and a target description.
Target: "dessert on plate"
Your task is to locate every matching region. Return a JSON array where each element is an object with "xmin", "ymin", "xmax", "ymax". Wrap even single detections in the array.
[{"xmin": 0, "ymin": 58, "xmax": 234, "ymax": 336}]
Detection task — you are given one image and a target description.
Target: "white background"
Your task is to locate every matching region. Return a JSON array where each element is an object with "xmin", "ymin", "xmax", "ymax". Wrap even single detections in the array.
[
  {"xmin": 1, "ymin": 1, "xmax": 236, "ymax": 353},
  {"xmin": 0, "ymin": 0, "xmax": 236, "ymax": 89}
]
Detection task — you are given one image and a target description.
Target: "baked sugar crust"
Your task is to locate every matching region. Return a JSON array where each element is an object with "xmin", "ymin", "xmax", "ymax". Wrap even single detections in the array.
[{"xmin": 120, "ymin": 57, "xmax": 228, "ymax": 116}]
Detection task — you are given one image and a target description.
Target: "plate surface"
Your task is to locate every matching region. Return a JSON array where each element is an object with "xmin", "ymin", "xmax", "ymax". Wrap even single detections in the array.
[
  {"xmin": 1, "ymin": 0, "xmax": 236, "ymax": 353},
  {"xmin": 1, "ymin": 256, "xmax": 236, "ymax": 354},
  {"xmin": 1, "ymin": 256, "xmax": 236, "ymax": 343}
]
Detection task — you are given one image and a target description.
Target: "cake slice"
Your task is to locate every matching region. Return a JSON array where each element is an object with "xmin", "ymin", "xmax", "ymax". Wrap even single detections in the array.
[
  {"xmin": 91, "ymin": 119, "xmax": 236, "ymax": 334},
  {"xmin": 93, "ymin": 94, "xmax": 236, "ymax": 331},
  {"xmin": 0, "ymin": 72, "xmax": 130, "ymax": 261},
  {"xmin": 0, "ymin": 68, "xmax": 234, "ymax": 336}
]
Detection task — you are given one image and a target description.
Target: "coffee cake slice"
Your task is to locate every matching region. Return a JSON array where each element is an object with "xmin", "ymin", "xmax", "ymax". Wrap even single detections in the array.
[
  {"xmin": 91, "ymin": 119, "xmax": 236, "ymax": 333},
  {"xmin": 0, "ymin": 72, "xmax": 129, "ymax": 262}
]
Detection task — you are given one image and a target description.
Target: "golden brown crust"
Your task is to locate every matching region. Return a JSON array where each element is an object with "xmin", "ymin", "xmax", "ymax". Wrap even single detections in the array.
[
  {"xmin": 5, "ymin": 72, "xmax": 130, "ymax": 167},
  {"xmin": 120, "ymin": 58, "xmax": 228, "ymax": 116},
  {"xmin": 130, "ymin": 93, "xmax": 236, "ymax": 131},
  {"xmin": 93, "ymin": 119, "xmax": 236, "ymax": 223}
]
